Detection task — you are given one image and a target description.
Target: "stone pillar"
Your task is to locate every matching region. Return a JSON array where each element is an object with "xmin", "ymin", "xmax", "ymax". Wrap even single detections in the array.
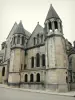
[
  {"xmin": 34, "ymin": 72, "xmax": 36, "ymax": 82},
  {"xmin": 52, "ymin": 21, "xmax": 55, "ymax": 32},
  {"xmin": 73, "ymin": 41, "xmax": 75, "ymax": 48},
  {"xmin": 58, "ymin": 21, "xmax": 61, "ymax": 32},
  {"xmin": 34, "ymin": 57, "xmax": 36, "ymax": 68},
  {"xmin": 15, "ymin": 35, "xmax": 17, "ymax": 44},
  {"xmin": 28, "ymin": 74, "xmax": 30, "ymax": 82},
  {"xmin": 40, "ymin": 55, "xmax": 42, "ymax": 68},
  {"xmin": 47, "ymin": 22, "xmax": 49, "ymax": 32},
  {"xmin": 20, "ymin": 36, "xmax": 22, "ymax": 45}
]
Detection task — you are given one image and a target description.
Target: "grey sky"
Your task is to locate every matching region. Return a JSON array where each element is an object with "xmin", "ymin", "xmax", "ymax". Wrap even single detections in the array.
[{"xmin": 0, "ymin": 0, "xmax": 75, "ymax": 48}]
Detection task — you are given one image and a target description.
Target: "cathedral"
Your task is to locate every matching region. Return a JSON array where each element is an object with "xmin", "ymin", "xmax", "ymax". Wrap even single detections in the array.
[{"xmin": 0, "ymin": 4, "xmax": 75, "ymax": 92}]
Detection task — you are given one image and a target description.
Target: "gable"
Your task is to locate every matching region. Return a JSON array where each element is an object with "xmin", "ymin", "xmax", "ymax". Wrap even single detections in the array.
[
  {"xmin": 6, "ymin": 22, "xmax": 17, "ymax": 41},
  {"xmin": 27, "ymin": 23, "xmax": 45, "ymax": 48}
]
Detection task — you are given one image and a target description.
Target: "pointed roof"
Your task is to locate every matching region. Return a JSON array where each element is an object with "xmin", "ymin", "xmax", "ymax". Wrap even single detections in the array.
[
  {"xmin": 32, "ymin": 22, "xmax": 44, "ymax": 34},
  {"xmin": 14, "ymin": 21, "xmax": 25, "ymax": 34},
  {"xmin": 45, "ymin": 4, "xmax": 60, "ymax": 21},
  {"xmin": 27, "ymin": 22, "xmax": 44, "ymax": 41},
  {"xmin": 14, "ymin": 21, "xmax": 31, "ymax": 37},
  {"xmin": 6, "ymin": 22, "xmax": 18, "ymax": 39}
]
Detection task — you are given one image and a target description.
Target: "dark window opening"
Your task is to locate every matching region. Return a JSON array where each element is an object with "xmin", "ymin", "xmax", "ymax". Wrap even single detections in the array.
[
  {"xmin": 48, "ymin": 21, "xmax": 52, "ymax": 30},
  {"xmin": 24, "ymin": 64, "xmax": 26, "ymax": 70},
  {"xmin": 36, "ymin": 53, "xmax": 40, "ymax": 67},
  {"xmin": 36, "ymin": 73, "xmax": 40, "ymax": 82},
  {"xmin": 2, "ymin": 67, "xmax": 5, "ymax": 76},
  {"xmin": 42, "ymin": 54, "xmax": 45, "ymax": 66},
  {"xmin": 41, "ymin": 35, "xmax": 43, "ymax": 43},
  {"xmin": 33, "ymin": 37, "xmax": 36, "ymax": 45},
  {"xmin": 68, "ymin": 71, "xmax": 72, "ymax": 83},
  {"xmin": 17, "ymin": 35, "xmax": 20, "ymax": 44},
  {"xmin": 54, "ymin": 21, "xmax": 58, "ymax": 29},
  {"xmin": 25, "ymin": 74, "xmax": 28, "ymax": 82},
  {"xmin": 2, "ymin": 46, "xmax": 4, "ymax": 49},
  {"xmin": 22, "ymin": 36, "xmax": 24, "ymax": 45},
  {"xmin": 37, "ymin": 34, "xmax": 39, "ymax": 44},
  {"xmin": 30, "ymin": 74, "xmax": 34, "ymax": 82},
  {"xmin": 31, "ymin": 57, "xmax": 34, "ymax": 68}
]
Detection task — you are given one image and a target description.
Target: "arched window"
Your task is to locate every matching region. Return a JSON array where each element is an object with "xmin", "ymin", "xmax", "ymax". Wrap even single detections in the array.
[
  {"xmin": 25, "ymin": 74, "xmax": 28, "ymax": 82},
  {"xmin": 42, "ymin": 54, "xmax": 45, "ymax": 66},
  {"xmin": 17, "ymin": 35, "xmax": 20, "ymax": 44},
  {"xmin": 22, "ymin": 36, "xmax": 24, "ymax": 45},
  {"xmin": 37, "ymin": 34, "xmax": 39, "ymax": 44},
  {"xmin": 54, "ymin": 21, "xmax": 58, "ymax": 29},
  {"xmin": 30, "ymin": 74, "xmax": 34, "ymax": 82},
  {"xmin": 36, "ymin": 73, "xmax": 40, "ymax": 82},
  {"xmin": 48, "ymin": 21, "xmax": 52, "ymax": 30},
  {"xmin": 31, "ymin": 57, "xmax": 34, "ymax": 68},
  {"xmin": 24, "ymin": 64, "xmax": 26, "ymax": 70},
  {"xmin": 36, "ymin": 53, "xmax": 40, "ymax": 67},
  {"xmin": 41, "ymin": 35, "xmax": 43, "ymax": 43},
  {"xmin": 2, "ymin": 67, "xmax": 5, "ymax": 76}
]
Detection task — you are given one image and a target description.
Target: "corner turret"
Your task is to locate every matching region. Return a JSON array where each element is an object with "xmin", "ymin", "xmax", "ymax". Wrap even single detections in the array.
[{"xmin": 11, "ymin": 21, "xmax": 26, "ymax": 50}]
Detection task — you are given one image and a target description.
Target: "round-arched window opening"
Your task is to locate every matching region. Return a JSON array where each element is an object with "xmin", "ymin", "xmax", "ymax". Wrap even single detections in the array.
[
  {"xmin": 30, "ymin": 74, "xmax": 34, "ymax": 82},
  {"xmin": 25, "ymin": 74, "xmax": 28, "ymax": 82},
  {"xmin": 36, "ymin": 73, "xmax": 40, "ymax": 82},
  {"xmin": 54, "ymin": 21, "xmax": 58, "ymax": 29},
  {"xmin": 2, "ymin": 67, "xmax": 5, "ymax": 76}
]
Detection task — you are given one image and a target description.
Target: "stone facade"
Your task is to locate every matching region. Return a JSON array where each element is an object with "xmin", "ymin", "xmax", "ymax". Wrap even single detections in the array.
[{"xmin": 0, "ymin": 4, "xmax": 75, "ymax": 92}]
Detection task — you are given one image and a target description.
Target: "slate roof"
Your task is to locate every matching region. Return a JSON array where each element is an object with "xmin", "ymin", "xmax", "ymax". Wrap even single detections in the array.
[
  {"xmin": 14, "ymin": 21, "xmax": 31, "ymax": 37},
  {"xmin": 14, "ymin": 21, "xmax": 25, "ymax": 34},
  {"xmin": 45, "ymin": 4, "xmax": 60, "ymax": 21},
  {"xmin": 32, "ymin": 22, "xmax": 44, "ymax": 34}
]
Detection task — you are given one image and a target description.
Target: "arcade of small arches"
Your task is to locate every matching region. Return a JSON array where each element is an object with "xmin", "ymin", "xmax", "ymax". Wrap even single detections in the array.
[
  {"xmin": 46, "ymin": 20, "xmax": 62, "ymax": 31},
  {"xmin": 24, "ymin": 73, "xmax": 41, "ymax": 82},
  {"xmin": 11, "ymin": 34, "xmax": 28, "ymax": 47},
  {"xmin": 21, "ymin": 53, "xmax": 45, "ymax": 70},
  {"xmin": 31, "ymin": 53, "xmax": 45, "ymax": 68}
]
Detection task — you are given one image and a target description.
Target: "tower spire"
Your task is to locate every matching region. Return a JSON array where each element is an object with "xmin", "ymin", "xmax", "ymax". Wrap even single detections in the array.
[{"xmin": 45, "ymin": 4, "xmax": 60, "ymax": 21}]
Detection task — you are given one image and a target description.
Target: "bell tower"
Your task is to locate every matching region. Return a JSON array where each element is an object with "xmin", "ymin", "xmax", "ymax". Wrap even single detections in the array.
[
  {"xmin": 44, "ymin": 4, "xmax": 63, "ymax": 35},
  {"xmin": 8, "ymin": 21, "xmax": 25, "ymax": 87},
  {"xmin": 45, "ymin": 4, "xmax": 68, "ymax": 92}
]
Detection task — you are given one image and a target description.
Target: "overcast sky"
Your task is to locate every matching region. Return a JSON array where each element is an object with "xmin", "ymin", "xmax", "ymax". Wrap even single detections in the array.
[{"xmin": 0, "ymin": 0, "xmax": 75, "ymax": 48}]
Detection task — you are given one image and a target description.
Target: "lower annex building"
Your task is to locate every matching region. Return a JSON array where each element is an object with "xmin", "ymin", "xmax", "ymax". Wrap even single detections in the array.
[{"xmin": 0, "ymin": 4, "xmax": 75, "ymax": 92}]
